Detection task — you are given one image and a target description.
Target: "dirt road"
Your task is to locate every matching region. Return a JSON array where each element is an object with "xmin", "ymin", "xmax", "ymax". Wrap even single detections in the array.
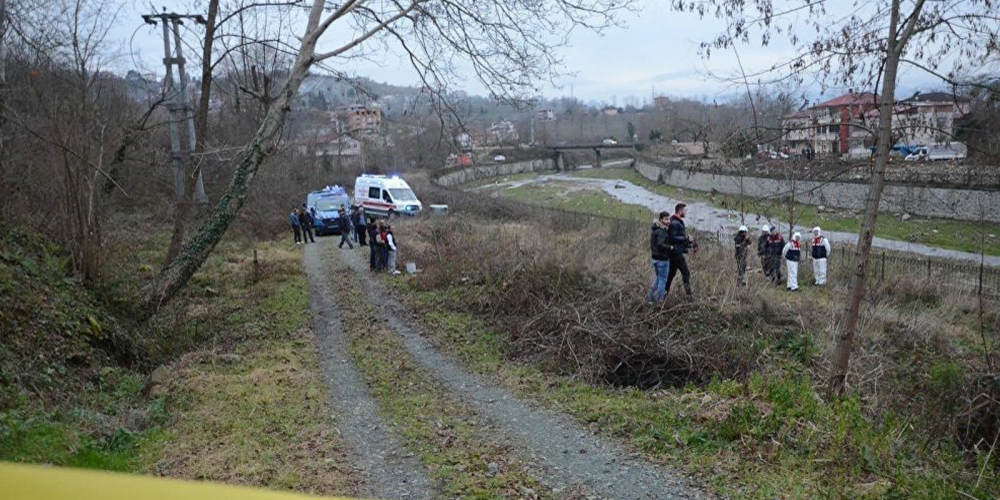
[
  {"xmin": 304, "ymin": 246, "xmax": 434, "ymax": 500},
  {"xmin": 306, "ymin": 239, "xmax": 708, "ymax": 500}
]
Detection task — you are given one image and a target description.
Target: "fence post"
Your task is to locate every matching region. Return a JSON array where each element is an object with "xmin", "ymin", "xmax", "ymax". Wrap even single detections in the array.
[
  {"xmin": 926, "ymin": 258, "xmax": 931, "ymax": 281},
  {"xmin": 880, "ymin": 252, "xmax": 885, "ymax": 284}
]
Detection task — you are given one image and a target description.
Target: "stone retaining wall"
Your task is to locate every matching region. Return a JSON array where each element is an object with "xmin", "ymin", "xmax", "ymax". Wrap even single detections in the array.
[
  {"xmin": 435, "ymin": 158, "xmax": 557, "ymax": 187},
  {"xmin": 635, "ymin": 160, "xmax": 1000, "ymax": 223}
]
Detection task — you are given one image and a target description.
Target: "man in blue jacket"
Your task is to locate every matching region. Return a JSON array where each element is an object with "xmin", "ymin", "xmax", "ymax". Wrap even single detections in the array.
[{"xmin": 665, "ymin": 203, "xmax": 695, "ymax": 296}]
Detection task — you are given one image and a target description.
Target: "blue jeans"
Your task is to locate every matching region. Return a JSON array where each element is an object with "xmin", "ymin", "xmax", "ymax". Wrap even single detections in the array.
[{"xmin": 647, "ymin": 259, "xmax": 670, "ymax": 302}]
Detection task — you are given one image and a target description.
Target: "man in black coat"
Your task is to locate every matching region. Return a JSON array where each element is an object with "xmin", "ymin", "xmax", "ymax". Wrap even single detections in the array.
[
  {"xmin": 734, "ymin": 225, "xmax": 751, "ymax": 284},
  {"xmin": 337, "ymin": 208, "xmax": 354, "ymax": 249},
  {"xmin": 298, "ymin": 204, "xmax": 315, "ymax": 243},
  {"xmin": 647, "ymin": 211, "xmax": 673, "ymax": 302},
  {"xmin": 664, "ymin": 203, "xmax": 694, "ymax": 296}
]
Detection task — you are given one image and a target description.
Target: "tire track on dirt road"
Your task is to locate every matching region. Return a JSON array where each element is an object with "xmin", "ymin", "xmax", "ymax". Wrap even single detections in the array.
[
  {"xmin": 333, "ymin": 248, "xmax": 708, "ymax": 500},
  {"xmin": 304, "ymin": 243, "xmax": 434, "ymax": 500}
]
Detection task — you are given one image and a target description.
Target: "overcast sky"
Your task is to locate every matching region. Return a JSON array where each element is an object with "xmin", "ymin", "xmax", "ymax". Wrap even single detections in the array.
[{"xmin": 111, "ymin": 0, "xmax": 943, "ymax": 105}]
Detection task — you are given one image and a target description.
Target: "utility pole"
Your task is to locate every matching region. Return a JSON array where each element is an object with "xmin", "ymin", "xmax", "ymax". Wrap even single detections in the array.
[{"xmin": 143, "ymin": 10, "xmax": 209, "ymax": 206}]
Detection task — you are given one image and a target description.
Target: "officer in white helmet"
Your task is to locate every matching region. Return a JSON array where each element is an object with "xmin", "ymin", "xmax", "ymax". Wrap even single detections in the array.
[
  {"xmin": 734, "ymin": 225, "xmax": 751, "ymax": 284},
  {"xmin": 782, "ymin": 232, "xmax": 803, "ymax": 291},
  {"xmin": 810, "ymin": 226, "xmax": 832, "ymax": 285}
]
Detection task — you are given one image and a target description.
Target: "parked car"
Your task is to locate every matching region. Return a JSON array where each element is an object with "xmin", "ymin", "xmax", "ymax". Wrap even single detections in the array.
[
  {"xmin": 354, "ymin": 174, "xmax": 423, "ymax": 218},
  {"xmin": 602, "ymin": 138, "xmax": 618, "ymax": 146},
  {"xmin": 494, "ymin": 154, "xmax": 506, "ymax": 163},
  {"xmin": 904, "ymin": 142, "xmax": 968, "ymax": 161}
]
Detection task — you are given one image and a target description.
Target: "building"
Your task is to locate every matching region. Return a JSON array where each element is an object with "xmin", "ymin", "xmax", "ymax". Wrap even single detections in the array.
[
  {"xmin": 537, "ymin": 108, "xmax": 555, "ymax": 121},
  {"xmin": 653, "ymin": 96, "xmax": 671, "ymax": 110},
  {"xmin": 454, "ymin": 132, "xmax": 473, "ymax": 151},
  {"xmin": 337, "ymin": 103, "xmax": 382, "ymax": 135},
  {"xmin": 894, "ymin": 91, "xmax": 970, "ymax": 145},
  {"xmin": 781, "ymin": 91, "xmax": 878, "ymax": 156},
  {"xmin": 601, "ymin": 106, "xmax": 619, "ymax": 116},
  {"xmin": 295, "ymin": 134, "xmax": 361, "ymax": 157},
  {"xmin": 487, "ymin": 120, "xmax": 518, "ymax": 145}
]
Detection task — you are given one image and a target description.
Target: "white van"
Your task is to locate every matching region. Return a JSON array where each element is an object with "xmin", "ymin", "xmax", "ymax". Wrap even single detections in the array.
[{"xmin": 354, "ymin": 174, "xmax": 423, "ymax": 217}]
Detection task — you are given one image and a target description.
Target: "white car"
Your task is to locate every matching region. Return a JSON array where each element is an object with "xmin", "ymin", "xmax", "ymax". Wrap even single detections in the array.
[
  {"xmin": 494, "ymin": 155, "xmax": 506, "ymax": 163},
  {"xmin": 602, "ymin": 138, "xmax": 618, "ymax": 146},
  {"xmin": 354, "ymin": 174, "xmax": 423, "ymax": 217}
]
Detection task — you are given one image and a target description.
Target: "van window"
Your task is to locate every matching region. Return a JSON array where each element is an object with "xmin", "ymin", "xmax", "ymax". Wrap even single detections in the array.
[
  {"xmin": 368, "ymin": 187, "xmax": 380, "ymax": 199},
  {"xmin": 382, "ymin": 190, "xmax": 393, "ymax": 203}
]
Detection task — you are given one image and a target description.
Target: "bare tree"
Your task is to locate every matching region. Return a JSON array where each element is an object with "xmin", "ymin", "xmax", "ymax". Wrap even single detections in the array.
[
  {"xmin": 142, "ymin": 0, "xmax": 630, "ymax": 311},
  {"xmin": 672, "ymin": 0, "xmax": 1000, "ymax": 395}
]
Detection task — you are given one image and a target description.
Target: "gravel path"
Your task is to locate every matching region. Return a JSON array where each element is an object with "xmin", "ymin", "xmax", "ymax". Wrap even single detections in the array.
[
  {"xmin": 484, "ymin": 173, "xmax": 1000, "ymax": 267},
  {"xmin": 304, "ymin": 243, "xmax": 434, "ymax": 500},
  {"xmin": 336, "ymin": 248, "xmax": 708, "ymax": 500}
]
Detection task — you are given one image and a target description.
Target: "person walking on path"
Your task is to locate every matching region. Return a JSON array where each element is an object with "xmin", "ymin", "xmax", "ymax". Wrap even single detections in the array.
[
  {"xmin": 810, "ymin": 226, "xmax": 831, "ymax": 286},
  {"xmin": 665, "ymin": 203, "xmax": 695, "ymax": 297},
  {"xmin": 367, "ymin": 218, "xmax": 381, "ymax": 270},
  {"xmin": 337, "ymin": 208, "xmax": 354, "ymax": 249},
  {"xmin": 647, "ymin": 211, "xmax": 673, "ymax": 302},
  {"xmin": 765, "ymin": 226, "xmax": 785, "ymax": 284},
  {"xmin": 290, "ymin": 208, "xmax": 302, "ymax": 245},
  {"xmin": 734, "ymin": 225, "xmax": 751, "ymax": 284},
  {"xmin": 299, "ymin": 204, "xmax": 315, "ymax": 243},
  {"xmin": 782, "ymin": 232, "xmax": 802, "ymax": 291},
  {"xmin": 757, "ymin": 224, "xmax": 770, "ymax": 277},
  {"xmin": 355, "ymin": 207, "xmax": 368, "ymax": 246},
  {"xmin": 385, "ymin": 224, "xmax": 401, "ymax": 275}
]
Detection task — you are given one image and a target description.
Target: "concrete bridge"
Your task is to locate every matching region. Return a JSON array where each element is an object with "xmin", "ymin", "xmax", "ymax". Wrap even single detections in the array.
[{"xmin": 550, "ymin": 143, "xmax": 641, "ymax": 170}]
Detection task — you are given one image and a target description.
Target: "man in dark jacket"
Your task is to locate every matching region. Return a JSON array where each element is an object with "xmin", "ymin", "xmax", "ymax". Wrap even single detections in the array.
[
  {"xmin": 647, "ymin": 211, "xmax": 672, "ymax": 302},
  {"xmin": 765, "ymin": 226, "xmax": 785, "ymax": 284},
  {"xmin": 664, "ymin": 203, "xmax": 694, "ymax": 296},
  {"xmin": 757, "ymin": 224, "xmax": 770, "ymax": 277},
  {"xmin": 367, "ymin": 218, "xmax": 380, "ymax": 270},
  {"xmin": 337, "ymin": 208, "xmax": 353, "ymax": 249},
  {"xmin": 734, "ymin": 225, "xmax": 750, "ymax": 284},
  {"xmin": 290, "ymin": 208, "xmax": 302, "ymax": 244},
  {"xmin": 298, "ymin": 205, "xmax": 314, "ymax": 243}
]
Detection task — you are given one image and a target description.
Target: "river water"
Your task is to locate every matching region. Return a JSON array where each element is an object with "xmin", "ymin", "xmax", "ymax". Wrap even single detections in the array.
[{"xmin": 477, "ymin": 173, "xmax": 1000, "ymax": 268}]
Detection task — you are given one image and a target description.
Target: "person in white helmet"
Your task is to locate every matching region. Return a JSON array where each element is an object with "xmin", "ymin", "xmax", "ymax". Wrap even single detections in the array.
[
  {"xmin": 734, "ymin": 225, "xmax": 751, "ymax": 284},
  {"xmin": 781, "ymin": 232, "xmax": 802, "ymax": 291},
  {"xmin": 810, "ymin": 226, "xmax": 831, "ymax": 285}
]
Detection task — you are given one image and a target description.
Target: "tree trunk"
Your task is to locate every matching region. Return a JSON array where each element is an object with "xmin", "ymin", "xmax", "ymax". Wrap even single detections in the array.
[
  {"xmin": 827, "ymin": 0, "xmax": 904, "ymax": 396},
  {"xmin": 142, "ymin": 15, "xmax": 323, "ymax": 312}
]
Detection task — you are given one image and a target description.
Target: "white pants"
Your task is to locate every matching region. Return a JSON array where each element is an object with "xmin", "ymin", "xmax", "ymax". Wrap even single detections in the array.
[
  {"xmin": 387, "ymin": 250, "xmax": 397, "ymax": 272},
  {"xmin": 813, "ymin": 258, "xmax": 828, "ymax": 285},
  {"xmin": 786, "ymin": 260, "xmax": 798, "ymax": 290}
]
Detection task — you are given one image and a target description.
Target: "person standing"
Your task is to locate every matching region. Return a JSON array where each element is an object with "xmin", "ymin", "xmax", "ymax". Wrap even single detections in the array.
[
  {"xmin": 378, "ymin": 220, "xmax": 389, "ymax": 270},
  {"xmin": 782, "ymin": 232, "xmax": 802, "ymax": 291},
  {"xmin": 647, "ymin": 211, "xmax": 673, "ymax": 302},
  {"xmin": 367, "ymin": 218, "xmax": 380, "ymax": 271},
  {"xmin": 290, "ymin": 208, "xmax": 302, "ymax": 245},
  {"xmin": 810, "ymin": 226, "xmax": 831, "ymax": 286},
  {"xmin": 337, "ymin": 208, "xmax": 354, "ymax": 249},
  {"xmin": 734, "ymin": 225, "xmax": 751, "ymax": 284},
  {"xmin": 765, "ymin": 226, "xmax": 785, "ymax": 284},
  {"xmin": 385, "ymin": 224, "xmax": 400, "ymax": 275},
  {"xmin": 665, "ymin": 203, "xmax": 694, "ymax": 297},
  {"xmin": 757, "ymin": 224, "xmax": 770, "ymax": 277},
  {"xmin": 355, "ymin": 207, "xmax": 368, "ymax": 246},
  {"xmin": 299, "ymin": 204, "xmax": 315, "ymax": 243}
]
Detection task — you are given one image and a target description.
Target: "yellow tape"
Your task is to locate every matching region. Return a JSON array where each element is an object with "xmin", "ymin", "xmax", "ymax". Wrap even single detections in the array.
[{"xmin": 0, "ymin": 463, "xmax": 361, "ymax": 500}]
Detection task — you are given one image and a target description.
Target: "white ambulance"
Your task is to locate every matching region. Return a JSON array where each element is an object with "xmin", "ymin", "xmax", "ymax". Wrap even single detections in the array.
[{"xmin": 353, "ymin": 174, "xmax": 423, "ymax": 217}]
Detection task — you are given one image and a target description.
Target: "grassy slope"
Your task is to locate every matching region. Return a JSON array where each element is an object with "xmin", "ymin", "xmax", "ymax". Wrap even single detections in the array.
[
  {"xmin": 563, "ymin": 168, "xmax": 1000, "ymax": 256},
  {"xmin": 386, "ymin": 280, "xmax": 996, "ymax": 500},
  {"xmin": 1, "ymin": 223, "xmax": 356, "ymax": 495}
]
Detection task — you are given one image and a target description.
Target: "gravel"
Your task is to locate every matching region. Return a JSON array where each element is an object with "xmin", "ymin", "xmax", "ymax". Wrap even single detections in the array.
[
  {"xmin": 304, "ymin": 245, "xmax": 434, "ymax": 500},
  {"xmin": 337, "ymin": 248, "xmax": 710, "ymax": 500}
]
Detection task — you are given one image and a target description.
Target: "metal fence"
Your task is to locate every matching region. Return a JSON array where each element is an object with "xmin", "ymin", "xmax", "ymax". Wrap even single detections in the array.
[{"xmin": 426, "ymin": 181, "xmax": 1000, "ymax": 301}]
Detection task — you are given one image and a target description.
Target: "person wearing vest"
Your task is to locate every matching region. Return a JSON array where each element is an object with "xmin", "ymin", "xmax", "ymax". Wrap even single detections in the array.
[
  {"xmin": 782, "ymin": 232, "xmax": 802, "ymax": 291},
  {"xmin": 665, "ymin": 203, "xmax": 694, "ymax": 297},
  {"xmin": 647, "ymin": 211, "xmax": 673, "ymax": 302},
  {"xmin": 810, "ymin": 226, "xmax": 831, "ymax": 286},
  {"xmin": 765, "ymin": 226, "xmax": 785, "ymax": 284},
  {"xmin": 386, "ymin": 225, "xmax": 400, "ymax": 275},
  {"xmin": 734, "ymin": 225, "xmax": 750, "ymax": 284}
]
